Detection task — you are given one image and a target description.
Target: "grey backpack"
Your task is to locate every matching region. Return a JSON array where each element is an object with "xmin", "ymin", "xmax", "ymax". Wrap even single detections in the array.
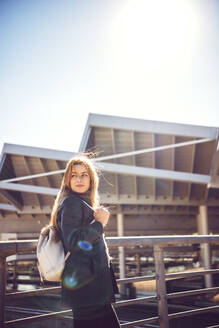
[{"xmin": 37, "ymin": 225, "xmax": 70, "ymax": 282}]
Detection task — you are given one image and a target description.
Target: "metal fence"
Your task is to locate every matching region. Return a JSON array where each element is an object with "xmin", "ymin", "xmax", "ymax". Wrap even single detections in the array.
[{"xmin": 1, "ymin": 235, "xmax": 219, "ymax": 327}]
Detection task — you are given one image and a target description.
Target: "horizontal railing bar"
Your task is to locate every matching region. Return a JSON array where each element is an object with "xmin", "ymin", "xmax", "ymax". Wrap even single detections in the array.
[
  {"xmin": 5, "ymin": 305, "xmax": 72, "ymax": 318},
  {"xmin": 1, "ymin": 235, "xmax": 219, "ymax": 256},
  {"xmin": 4, "ymin": 299, "xmax": 159, "ymax": 327},
  {"xmin": 114, "ymin": 296, "xmax": 157, "ymax": 307},
  {"xmin": 4, "ymin": 296, "xmax": 157, "ymax": 326},
  {"xmin": 4, "ymin": 309, "xmax": 72, "ymax": 326},
  {"xmin": 168, "ymin": 304, "xmax": 219, "ymax": 320},
  {"xmin": 7, "ymin": 291, "xmax": 156, "ymax": 306},
  {"xmin": 167, "ymin": 287, "xmax": 219, "ymax": 299},
  {"xmin": 117, "ymin": 274, "xmax": 156, "ymax": 284},
  {"xmin": 0, "ymin": 240, "xmax": 37, "ymax": 257},
  {"xmin": 5, "ymin": 269, "xmax": 219, "ymax": 300},
  {"xmin": 120, "ymin": 316, "xmax": 159, "ymax": 327},
  {"xmin": 5, "ymin": 303, "xmax": 219, "ymax": 327},
  {"xmin": 106, "ymin": 235, "xmax": 219, "ymax": 247},
  {"xmin": 165, "ymin": 269, "xmax": 219, "ymax": 280},
  {"xmin": 6, "ymin": 286, "xmax": 61, "ymax": 300},
  {"xmin": 6, "ymin": 254, "xmax": 36, "ymax": 262},
  {"xmin": 6, "ymin": 275, "xmax": 157, "ymax": 300}
]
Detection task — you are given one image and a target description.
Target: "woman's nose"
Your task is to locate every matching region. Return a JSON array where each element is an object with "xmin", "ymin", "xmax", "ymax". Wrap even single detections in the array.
[{"xmin": 75, "ymin": 175, "xmax": 82, "ymax": 182}]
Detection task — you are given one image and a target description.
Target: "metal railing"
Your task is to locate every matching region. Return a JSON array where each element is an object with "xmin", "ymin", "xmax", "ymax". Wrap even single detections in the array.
[{"xmin": 1, "ymin": 235, "xmax": 219, "ymax": 327}]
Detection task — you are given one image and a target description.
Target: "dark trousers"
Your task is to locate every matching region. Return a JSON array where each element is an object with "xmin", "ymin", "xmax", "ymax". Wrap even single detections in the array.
[{"xmin": 72, "ymin": 304, "xmax": 120, "ymax": 328}]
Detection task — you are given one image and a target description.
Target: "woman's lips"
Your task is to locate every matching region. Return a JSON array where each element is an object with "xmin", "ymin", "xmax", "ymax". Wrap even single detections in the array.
[{"xmin": 76, "ymin": 184, "xmax": 84, "ymax": 187}]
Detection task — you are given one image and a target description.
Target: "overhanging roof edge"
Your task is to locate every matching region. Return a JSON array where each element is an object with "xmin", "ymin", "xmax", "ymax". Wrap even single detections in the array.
[
  {"xmin": 0, "ymin": 143, "xmax": 76, "ymax": 161},
  {"xmin": 78, "ymin": 113, "xmax": 92, "ymax": 151},
  {"xmin": 0, "ymin": 144, "xmax": 7, "ymax": 173},
  {"xmin": 86, "ymin": 113, "xmax": 219, "ymax": 139}
]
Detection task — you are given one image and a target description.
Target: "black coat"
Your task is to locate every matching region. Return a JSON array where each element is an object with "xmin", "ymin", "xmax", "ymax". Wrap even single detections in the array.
[{"xmin": 57, "ymin": 192, "xmax": 119, "ymax": 309}]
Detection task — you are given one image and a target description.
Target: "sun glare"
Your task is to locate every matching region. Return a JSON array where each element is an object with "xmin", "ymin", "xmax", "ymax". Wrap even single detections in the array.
[
  {"xmin": 107, "ymin": 0, "xmax": 202, "ymax": 115},
  {"xmin": 111, "ymin": 0, "xmax": 201, "ymax": 72}
]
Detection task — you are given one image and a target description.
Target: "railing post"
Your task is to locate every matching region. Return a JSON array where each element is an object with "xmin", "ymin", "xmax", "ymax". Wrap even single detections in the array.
[
  {"xmin": 153, "ymin": 245, "xmax": 169, "ymax": 328},
  {"xmin": 117, "ymin": 212, "xmax": 126, "ymax": 297},
  {"xmin": 0, "ymin": 256, "xmax": 6, "ymax": 326},
  {"xmin": 13, "ymin": 260, "xmax": 18, "ymax": 290},
  {"xmin": 198, "ymin": 205, "xmax": 213, "ymax": 288}
]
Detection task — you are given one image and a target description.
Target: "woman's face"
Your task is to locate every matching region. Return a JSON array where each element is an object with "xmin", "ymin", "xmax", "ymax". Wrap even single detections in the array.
[{"xmin": 70, "ymin": 164, "xmax": 91, "ymax": 194}]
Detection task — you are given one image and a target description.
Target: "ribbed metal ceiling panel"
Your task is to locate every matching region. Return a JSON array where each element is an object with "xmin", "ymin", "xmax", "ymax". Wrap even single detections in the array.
[
  {"xmin": 114, "ymin": 129, "xmax": 136, "ymax": 196},
  {"xmin": 154, "ymin": 135, "xmax": 174, "ymax": 197},
  {"xmin": 98, "ymin": 172, "xmax": 117, "ymax": 195},
  {"xmin": 40, "ymin": 158, "xmax": 63, "ymax": 189},
  {"xmin": 134, "ymin": 132, "xmax": 155, "ymax": 196},
  {"xmin": 94, "ymin": 127, "xmax": 113, "ymax": 157},
  {"xmin": 193, "ymin": 140, "xmax": 215, "ymax": 174},
  {"xmin": 10, "ymin": 155, "xmax": 39, "ymax": 206}
]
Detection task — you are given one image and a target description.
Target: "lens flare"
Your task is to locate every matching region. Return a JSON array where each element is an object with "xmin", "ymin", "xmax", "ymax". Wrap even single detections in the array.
[
  {"xmin": 63, "ymin": 272, "xmax": 95, "ymax": 290},
  {"xmin": 78, "ymin": 240, "xmax": 93, "ymax": 251},
  {"xmin": 63, "ymin": 275, "xmax": 78, "ymax": 288}
]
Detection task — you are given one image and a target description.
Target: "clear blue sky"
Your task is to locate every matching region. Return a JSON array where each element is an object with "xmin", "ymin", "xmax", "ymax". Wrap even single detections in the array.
[{"xmin": 1, "ymin": 0, "xmax": 219, "ymax": 153}]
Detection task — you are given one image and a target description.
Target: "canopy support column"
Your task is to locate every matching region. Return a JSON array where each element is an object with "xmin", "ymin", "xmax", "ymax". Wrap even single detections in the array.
[{"xmin": 197, "ymin": 205, "xmax": 212, "ymax": 288}]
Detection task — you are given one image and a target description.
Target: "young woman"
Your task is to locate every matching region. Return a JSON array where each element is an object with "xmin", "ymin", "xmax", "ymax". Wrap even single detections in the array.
[{"xmin": 50, "ymin": 155, "xmax": 120, "ymax": 328}]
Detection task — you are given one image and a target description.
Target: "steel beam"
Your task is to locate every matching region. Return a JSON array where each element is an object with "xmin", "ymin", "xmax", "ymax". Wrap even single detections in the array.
[
  {"xmin": 0, "ymin": 203, "xmax": 17, "ymax": 211},
  {"xmin": 96, "ymin": 162, "xmax": 210, "ymax": 185},
  {"xmin": 188, "ymin": 140, "xmax": 196, "ymax": 200},
  {"xmin": 0, "ymin": 204, "xmax": 199, "ymax": 215},
  {"xmin": 0, "ymin": 182, "xmax": 58, "ymax": 195},
  {"xmin": 0, "ymin": 169, "xmax": 210, "ymax": 195},
  {"xmin": 1, "ymin": 139, "xmax": 214, "ymax": 187},
  {"xmin": 95, "ymin": 138, "xmax": 213, "ymax": 162},
  {"xmin": 1, "ymin": 169, "xmax": 64, "ymax": 183},
  {"xmin": 100, "ymin": 194, "xmax": 219, "ymax": 206}
]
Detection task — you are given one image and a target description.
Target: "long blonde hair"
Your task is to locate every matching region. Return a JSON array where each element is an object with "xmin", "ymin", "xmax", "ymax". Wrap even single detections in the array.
[{"xmin": 49, "ymin": 154, "xmax": 100, "ymax": 229}]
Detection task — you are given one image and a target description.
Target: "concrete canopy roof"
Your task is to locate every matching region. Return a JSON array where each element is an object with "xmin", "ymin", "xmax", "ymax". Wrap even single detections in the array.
[
  {"xmin": 0, "ymin": 113, "xmax": 219, "ymax": 236},
  {"xmin": 79, "ymin": 113, "xmax": 219, "ymax": 205},
  {"xmin": 0, "ymin": 143, "xmax": 75, "ymax": 213}
]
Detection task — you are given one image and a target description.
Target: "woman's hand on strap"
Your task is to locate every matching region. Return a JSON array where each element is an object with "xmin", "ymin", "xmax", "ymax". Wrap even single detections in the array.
[{"xmin": 94, "ymin": 206, "xmax": 110, "ymax": 228}]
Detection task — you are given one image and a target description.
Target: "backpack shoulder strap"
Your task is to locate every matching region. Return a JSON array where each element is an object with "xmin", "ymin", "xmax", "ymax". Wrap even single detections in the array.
[{"xmin": 58, "ymin": 195, "xmax": 94, "ymax": 226}]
